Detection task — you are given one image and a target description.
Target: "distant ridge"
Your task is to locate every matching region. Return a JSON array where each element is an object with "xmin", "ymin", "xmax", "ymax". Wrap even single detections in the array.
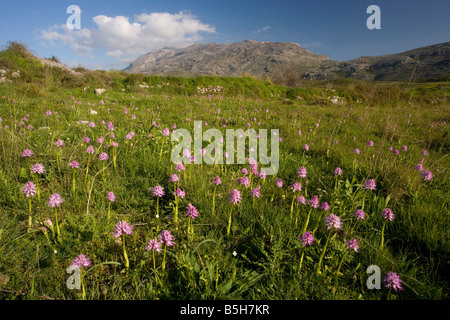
[
  {"xmin": 125, "ymin": 40, "xmax": 450, "ymax": 82},
  {"xmin": 124, "ymin": 40, "xmax": 329, "ymax": 79}
]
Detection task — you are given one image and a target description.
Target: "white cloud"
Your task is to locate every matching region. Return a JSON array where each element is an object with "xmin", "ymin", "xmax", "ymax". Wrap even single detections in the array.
[
  {"xmin": 254, "ymin": 26, "xmax": 271, "ymax": 33},
  {"xmin": 37, "ymin": 11, "xmax": 215, "ymax": 66}
]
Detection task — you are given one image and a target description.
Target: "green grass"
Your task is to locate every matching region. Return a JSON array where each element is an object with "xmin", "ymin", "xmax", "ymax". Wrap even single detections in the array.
[{"xmin": 0, "ymin": 42, "xmax": 449, "ymax": 300}]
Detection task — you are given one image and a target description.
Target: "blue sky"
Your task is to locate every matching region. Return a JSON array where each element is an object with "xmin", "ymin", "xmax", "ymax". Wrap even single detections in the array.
[{"xmin": 0, "ymin": 0, "xmax": 448, "ymax": 70}]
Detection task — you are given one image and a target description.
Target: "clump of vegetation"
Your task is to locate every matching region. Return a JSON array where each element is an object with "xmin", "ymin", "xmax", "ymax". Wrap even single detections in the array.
[{"xmin": 0, "ymin": 43, "xmax": 448, "ymax": 301}]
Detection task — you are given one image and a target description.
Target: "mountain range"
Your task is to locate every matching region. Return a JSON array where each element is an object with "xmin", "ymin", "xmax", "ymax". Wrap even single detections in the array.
[{"xmin": 124, "ymin": 40, "xmax": 450, "ymax": 82}]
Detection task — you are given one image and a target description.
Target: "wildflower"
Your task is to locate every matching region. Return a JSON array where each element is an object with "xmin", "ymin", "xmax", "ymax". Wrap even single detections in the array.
[
  {"xmin": 275, "ymin": 178, "xmax": 283, "ymax": 188},
  {"xmin": 363, "ymin": 179, "xmax": 376, "ymax": 190},
  {"xmin": 299, "ymin": 231, "xmax": 315, "ymax": 247},
  {"xmin": 22, "ymin": 181, "xmax": 37, "ymax": 198},
  {"xmin": 354, "ymin": 209, "xmax": 366, "ymax": 220},
  {"xmin": 113, "ymin": 220, "xmax": 133, "ymax": 238},
  {"xmin": 106, "ymin": 121, "xmax": 114, "ymax": 131},
  {"xmin": 145, "ymin": 239, "xmax": 162, "ymax": 252},
  {"xmin": 173, "ymin": 188, "xmax": 185, "ymax": 199},
  {"xmin": 159, "ymin": 230, "xmax": 175, "ymax": 247},
  {"xmin": 347, "ymin": 239, "xmax": 359, "ymax": 252},
  {"xmin": 401, "ymin": 145, "xmax": 408, "ymax": 152},
  {"xmin": 213, "ymin": 176, "xmax": 222, "ymax": 185},
  {"xmin": 54, "ymin": 139, "xmax": 64, "ymax": 147},
  {"xmin": 383, "ymin": 272, "xmax": 403, "ymax": 292},
  {"xmin": 185, "ymin": 203, "xmax": 199, "ymax": 219},
  {"xmin": 295, "ymin": 195, "xmax": 307, "ymax": 205},
  {"xmin": 45, "ymin": 110, "xmax": 52, "ymax": 116},
  {"xmin": 297, "ymin": 166, "xmax": 307, "ymax": 178},
  {"xmin": 169, "ymin": 174, "xmax": 179, "ymax": 183},
  {"xmin": 31, "ymin": 163, "xmax": 45, "ymax": 174},
  {"xmin": 85, "ymin": 146, "xmax": 95, "ymax": 154},
  {"xmin": 228, "ymin": 189, "xmax": 242, "ymax": 205},
  {"xmin": 382, "ymin": 208, "xmax": 394, "ymax": 221},
  {"xmin": 237, "ymin": 176, "xmax": 250, "ymax": 188},
  {"xmin": 44, "ymin": 219, "xmax": 53, "ymax": 228},
  {"xmin": 258, "ymin": 170, "xmax": 266, "ymax": 179},
  {"xmin": 83, "ymin": 136, "xmax": 91, "ymax": 143},
  {"xmin": 421, "ymin": 150, "xmax": 429, "ymax": 156},
  {"xmin": 21, "ymin": 149, "xmax": 34, "ymax": 157},
  {"xmin": 71, "ymin": 254, "xmax": 92, "ymax": 268},
  {"xmin": 162, "ymin": 128, "xmax": 170, "ymax": 136},
  {"xmin": 107, "ymin": 191, "xmax": 116, "ymax": 202},
  {"xmin": 251, "ymin": 185, "xmax": 261, "ymax": 198},
  {"xmin": 354, "ymin": 148, "xmax": 360, "ymax": 154},
  {"xmin": 98, "ymin": 152, "xmax": 109, "ymax": 160},
  {"xmin": 174, "ymin": 162, "xmax": 185, "ymax": 171},
  {"xmin": 421, "ymin": 170, "xmax": 433, "ymax": 181},
  {"xmin": 241, "ymin": 168, "xmax": 249, "ymax": 175},
  {"xmin": 309, "ymin": 195, "xmax": 320, "ymax": 208},
  {"xmin": 88, "ymin": 122, "xmax": 96, "ymax": 128},
  {"xmin": 151, "ymin": 185, "xmax": 165, "ymax": 197},
  {"xmin": 334, "ymin": 167, "xmax": 343, "ymax": 176},
  {"xmin": 69, "ymin": 161, "xmax": 80, "ymax": 169},
  {"xmin": 320, "ymin": 202, "xmax": 330, "ymax": 211},
  {"xmin": 414, "ymin": 164, "xmax": 424, "ymax": 171},
  {"xmin": 47, "ymin": 193, "xmax": 65, "ymax": 208},
  {"xmin": 290, "ymin": 182, "xmax": 302, "ymax": 192},
  {"xmin": 303, "ymin": 144, "xmax": 309, "ymax": 151},
  {"xmin": 367, "ymin": 140, "xmax": 374, "ymax": 147},
  {"xmin": 250, "ymin": 162, "xmax": 258, "ymax": 175},
  {"xmin": 97, "ymin": 136, "xmax": 105, "ymax": 144},
  {"xmin": 393, "ymin": 149, "xmax": 400, "ymax": 155},
  {"xmin": 326, "ymin": 214, "xmax": 343, "ymax": 229}
]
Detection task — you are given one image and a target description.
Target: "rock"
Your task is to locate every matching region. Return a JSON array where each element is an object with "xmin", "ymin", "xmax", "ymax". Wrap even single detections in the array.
[
  {"xmin": 95, "ymin": 88, "xmax": 106, "ymax": 95},
  {"xmin": 37, "ymin": 57, "xmax": 82, "ymax": 77}
]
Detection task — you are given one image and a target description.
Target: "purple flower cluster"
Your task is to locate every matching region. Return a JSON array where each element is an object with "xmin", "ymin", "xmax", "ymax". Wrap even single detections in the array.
[
  {"xmin": 185, "ymin": 203, "xmax": 199, "ymax": 219},
  {"xmin": 299, "ymin": 231, "xmax": 315, "ymax": 247},
  {"xmin": 326, "ymin": 214, "xmax": 343, "ymax": 230},
  {"xmin": 297, "ymin": 166, "xmax": 307, "ymax": 178},
  {"xmin": 113, "ymin": 220, "xmax": 133, "ymax": 238},
  {"xmin": 151, "ymin": 185, "xmax": 165, "ymax": 197},
  {"xmin": 382, "ymin": 208, "xmax": 394, "ymax": 221},
  {"xmin": 229, "ymin": 189, "xmax": 242, "ymax": 205},
  {"xmin": 47, "ymin": 193, "xmax": 65, "ymax": 208},
  {"xmin": 71, "ymin": 254, "xmax": 92, "ymax": 268},
  {"xmin": 22, "ymin": 181, "xmax": 37, "ymax": 198},
  {"xmin": 363, "ymin": 179, "xmax": 376, "ymax": 190}
]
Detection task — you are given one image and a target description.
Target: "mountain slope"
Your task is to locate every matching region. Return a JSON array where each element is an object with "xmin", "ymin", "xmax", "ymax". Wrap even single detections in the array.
[
  {"xmin": 124, "ymin": 40, "xmax": 329, "ymax": 78},
  {"xmin": 125, "ymin": 40, "xmax": 450, "ymax": 82},
  {"xmin": 303, "ymin": 41, "xmax": 450, "ymax": 81}
]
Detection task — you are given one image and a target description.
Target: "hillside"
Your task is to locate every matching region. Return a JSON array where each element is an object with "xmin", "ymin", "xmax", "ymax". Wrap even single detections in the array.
[
  {"xmin": 124, "ymin": 40, "xmax": 329, "ymax": 80},
  {"xmin": 125, "ymin": 40, "xmax": 450, "ymax": 82},
  {"xmin": 304, "ymin": 41, "xmax": 450, "ymax": 81}
]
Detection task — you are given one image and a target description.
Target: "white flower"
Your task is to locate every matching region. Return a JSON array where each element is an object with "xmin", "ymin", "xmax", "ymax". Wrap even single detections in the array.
[{"xmin": 232, "ymin": 251, "xmax": 237, "ymax": 257}]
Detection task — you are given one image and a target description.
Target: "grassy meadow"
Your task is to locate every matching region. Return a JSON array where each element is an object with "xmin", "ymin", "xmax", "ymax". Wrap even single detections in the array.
[{"xmin": 0, "ymin": 43, "xmax": 449, "ymax": 300}]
